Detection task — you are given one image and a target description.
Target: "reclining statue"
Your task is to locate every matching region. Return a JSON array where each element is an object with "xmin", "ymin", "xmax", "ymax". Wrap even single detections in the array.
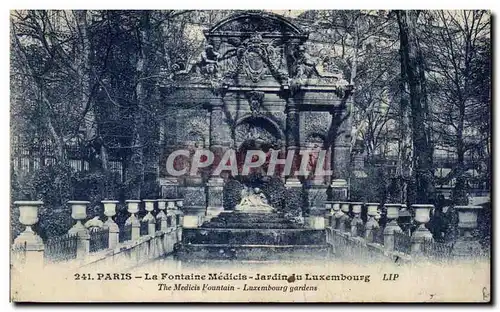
[{"xmin": 235, "ymin": 187, "xmax": 275, "ymax": 213}]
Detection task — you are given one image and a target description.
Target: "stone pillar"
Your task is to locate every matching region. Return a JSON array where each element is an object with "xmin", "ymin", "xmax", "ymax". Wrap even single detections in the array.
[
  {"xmin": 452, "ymin": 205, "xmax": 483, "ymax": 258},
  {"xmin": 125, "ymin": 200, "xmax": 141, "ymax": 241},
  {"xmin": 12, "ymin": 201, "xmax": 44, "ymax": 269},
  {"xmin": 156, "ymin": 199, "xmax": 168, "ymax": 232},
  {"xmin": 143, "ymin": 199, "xmax": 156, "ymax": 236},
  {"xmin": 332, "ymin": 202, "xmax": 343, "ymax": 229},
  {"xmin": 67, "ymin": 201, "xmax": 90, "ymax": 260},
  {"xmin": 330, "ymin": 106, "xmax": 351, "ymax": 200},
  {"xmin": 102, "ymin": 200, "xmax": 119, "ymax": 249},
  {"xmin": 350, "ymin": 202, "xmax": 364, "ymax": 237},
  {"xmin": 410, "ymin": 204, "xmax": 434, "ymax": 255},
  {"xmin": 364, "ymin": 203, "xmax": 380, "ymax": 243},
  {"xmin": 383, "ymin": 204, "xmax": 402, "ymax": 252},
  {"xmin": 166, "ymin": 199, "xmax": 177, "ymax": 225},
  {"xmin": 285, "ymin": 97, "xmax": 301, "ymax": 188},
  {"xmin": 206, "ymin": 97, "xmax": 231, "ymax": 220},
  {"xmin": 175, "ymin": 199, "xmax": 184, "ymax": 242},
  {"xmin": 339, "ymin": 202, "xmax": 351, "ymax": 233},
  {"xmin": 206, "ymin": 177, "xmax": 224, "ymax": 221},
  {"xmin": 324, "ymin": 201, "xmax": 334, "ymax": 227}
]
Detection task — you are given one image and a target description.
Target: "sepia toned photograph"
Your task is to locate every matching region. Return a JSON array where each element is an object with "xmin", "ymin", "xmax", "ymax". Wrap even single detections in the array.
[{"xmin": 9, "ymin": 9, "xmax": 491, "ymax": 303}]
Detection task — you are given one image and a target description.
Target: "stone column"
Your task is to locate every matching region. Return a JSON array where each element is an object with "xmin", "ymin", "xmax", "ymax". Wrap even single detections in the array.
[
  {"xmin": 206, "ymin": 97, "xmax": 231, "ymax": 220},
  {"xmin": 410, "ymin": 204, "xmax": 434, "ymax": 255},
  {"xmin": 285, "ymin": 97, "xmax": 301, "ymax": 188},
  {"xmin": 68, "ymin": 201, "xmax": 90, "ymax": 260},
  {"xmin": 143, "ymin": 199, "xmax": 156, "ymax": 236},
  {"xmin": 156, "ymin": 199, "xmax": 168, "ymax": 232},
  {"xmin": 102, "ymin": 200, "xmax": 119, "ymax": 249},
  {"xmin": 324, "ymin": 201, "xmax": 334, "ymax": 227},
  {"xmin": 452, "ymin": 205, "xmax": 483, "ymax": 258},
  {"xmin": 175, "ymin": 199, "xmax": 184, "ymax": 242},
  {"xmin": 125, "ymin": 200, "xmax": 141, "ymax": 241},
  {"xmin": 365, "ymin": 203, "xmax": 380, "ymax": 243},
  {"xmin": 383, "ymin": 204, "xmax": 403, "ymax": 252},
  {"xmin": 350, "ymin": 202, "xmax": 364, "ymax": 237},
  {"xmin": 12, "ymin": 201, "xmax": 44, "ymax": 269},
  {"xmin": 330, "ymin": 107, "xmax": 351, "ymax": 200},
  {"xmin": 339, "ymin": 202, "xmax": 351, "ymax": 233}
]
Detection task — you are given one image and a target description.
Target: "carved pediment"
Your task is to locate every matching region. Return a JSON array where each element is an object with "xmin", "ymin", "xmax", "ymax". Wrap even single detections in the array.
[
  {"xmin": 162, "ymin": 11, "xmax": 352, "ymax": 97},
  {"xmin": 207, "ymin": 11, "xmax": 306, "ymax": 37}
]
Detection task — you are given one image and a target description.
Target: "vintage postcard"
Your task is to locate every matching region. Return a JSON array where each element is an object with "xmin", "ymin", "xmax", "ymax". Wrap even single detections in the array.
[{"xmin": 10, "ymin": 9, "xmax": 491, "ymax": 302}]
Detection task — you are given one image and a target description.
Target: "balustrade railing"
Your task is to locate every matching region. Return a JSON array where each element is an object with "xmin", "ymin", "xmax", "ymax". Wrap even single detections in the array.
[
  {"xmin": 89, "ymin": 228, "xmax": 109, "ymax": 253},
  {"xmin": 44, "ymin": 233, "xmax": 78, "ymax": 263},
  {"xmin": 422, "ymin": 238, "xmax": 454, "ymax": 260},
  {"xmin": 394, "ymin": 231, "xmax": 411, "ymax": 255},
  {"xmin": 119, "ymin": 224, "xmax": 132, "ymax": 243}
]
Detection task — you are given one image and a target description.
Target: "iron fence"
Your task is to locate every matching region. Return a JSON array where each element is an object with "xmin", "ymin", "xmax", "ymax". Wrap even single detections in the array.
[
  {"xmin": 394, "ymin": 231, "xmax": 411, "ymax": 255},
  {"xmin": 119, "ymin": 224, "xmax": 132, "ymax": 242},
  {"xmin": 44, "ymin": 233, "xmax": 78, "ymax": 263},
  {"xmin": 422, "ymin": 238, "xmax": 454, "ymax": 260},
  {"xmin": 140, "ymin": 221, "xmax": 149, "ymax": 236},
  {"xmin": 89, "ymin": 228, "xmax": 109, "ymax": 253}
]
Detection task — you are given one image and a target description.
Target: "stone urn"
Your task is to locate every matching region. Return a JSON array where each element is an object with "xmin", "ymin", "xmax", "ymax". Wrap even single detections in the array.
[
  {"xmin": 143, "ymin": 199, "xmax": 156, "ymax": 236},
  {"xmin": 125, "ymin": 200, "xmax": 141, "ymax": 225},
  {"xmin": 452, "ymin": 205, "xmax": 483, "ymax": 257},
  {"xmin": 413, "ymin": 204, "xmax": 433, "ymax": 224},
  {"xmin": 102, "ymin": 200, "xmax": 119, "ymax": 219},
  {"xmin": 454, "ymin": 205, "xmax": 482, "ymax": 231},
  {"xmin": 68, "ymin": 201, "xmax": 90, "ymax": 236},
  {"xmin": 125, "ymin": 200, "xmax": 141, "ymax": 240},
  {"xmin": 13, "ymin": 201, "xmax": 44, "ymax": 248},
  {"xmin": 143, "ymin": 199, "xmax": 156, "ymax": 224},
  {"xmin": 166, "ymin": 199, "xmax": 176, "ymax": 210},
  {"xmin": 410, "ymin": 204, "xmax": 434, "ymax": 253},
  {"xmin": 385, "ymin": 204, "xmax": 401, "ymax": 221}
]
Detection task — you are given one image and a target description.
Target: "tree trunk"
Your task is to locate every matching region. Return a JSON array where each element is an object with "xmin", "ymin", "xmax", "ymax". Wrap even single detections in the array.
[
  {"xmin": 396, "ymin": 10, "xmax": 435, "ymax": 204},
  {"xmin": 128, "ymin": 12, "xmax": 151, "ymax": 198}
]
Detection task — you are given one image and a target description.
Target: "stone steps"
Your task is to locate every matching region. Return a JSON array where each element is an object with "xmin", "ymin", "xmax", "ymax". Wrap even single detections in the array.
[
  {"xmin": 183, "ymin": 228, "xmax": 326, "ymax": 245},
  {"xmin": 175, "ymin": 243, "xmax": 330, "ymax": 261},
  {"xmin": 202, "ymin": 222, "xmax": 303, "ymax": 229}
]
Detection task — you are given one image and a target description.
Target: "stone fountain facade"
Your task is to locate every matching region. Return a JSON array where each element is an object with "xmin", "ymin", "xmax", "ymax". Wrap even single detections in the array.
[{"xmin": 159, "ymin": 11, "xmax": 354, "ymax": 229}]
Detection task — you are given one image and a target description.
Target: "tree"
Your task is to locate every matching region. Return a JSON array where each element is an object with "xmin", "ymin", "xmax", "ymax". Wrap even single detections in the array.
[
  {"xmin": 396, "ymin": 10, "xmax": 435, "ymax": 204},
  {"xmin": 421, "ymin": 10, "xmax": 491, "ymax": 204}
]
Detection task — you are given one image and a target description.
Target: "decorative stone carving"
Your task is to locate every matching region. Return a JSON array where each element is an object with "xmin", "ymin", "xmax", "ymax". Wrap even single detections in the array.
[
  {"xmin": 246, "ymin": 91, "xmax": 265, "ymax": 116},
  {"xmin": 234, "ymin": 119, "xmax": 281, "ymax": 148},
  {"xmin": 289, "ymin": 44, "xmax": 317, "ymax": 79},
  {"xmin": 301, "ymin": 111, "xmax": 331, "ymax": 145}
]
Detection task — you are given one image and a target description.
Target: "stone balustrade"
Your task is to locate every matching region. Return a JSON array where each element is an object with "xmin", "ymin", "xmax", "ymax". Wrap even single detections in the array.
[
  {"xmin": 11, "ymin": 198, "xmax": 184, "ymax": 270},
  {"xmin": 323, "ymin": 200, "xmax": 486, "ymax": 263}
]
